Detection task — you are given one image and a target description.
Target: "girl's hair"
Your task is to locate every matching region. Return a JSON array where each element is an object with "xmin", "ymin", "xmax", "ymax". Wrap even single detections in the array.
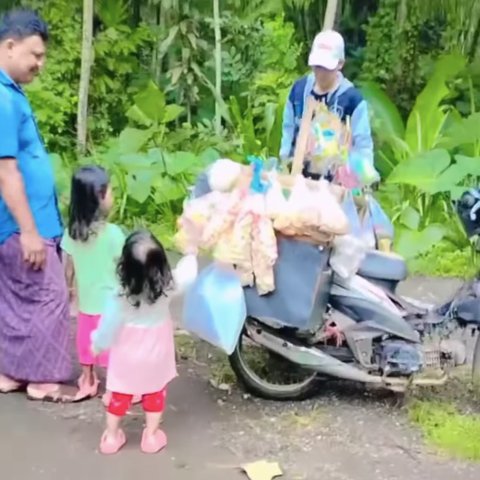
[
  {"xmin": 68, "ymin": 165, "xmax": 109, "ymax": 242},
  {"xmin": 117, "ymin": 230, "xmax": 173, "ymax": 307}
]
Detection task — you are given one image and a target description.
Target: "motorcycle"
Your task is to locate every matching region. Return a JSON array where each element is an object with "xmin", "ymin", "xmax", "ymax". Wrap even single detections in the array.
[{"xmin": 226, "ymin": 190, "xmax": 480, "ymax": 401}]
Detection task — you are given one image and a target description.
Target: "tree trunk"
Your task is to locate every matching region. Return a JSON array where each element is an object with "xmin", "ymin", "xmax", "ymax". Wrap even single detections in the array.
[
  {"xmin": 76, "ymin": 0, "xmax": 94, "ymax": 155},
  {"xmin": 323, "ymin": 0, "xmax": 339, "ymax": 30},
  {"xmin": 213, "ymin": 0, "xmax": 222, "ymax": 135},
  {"xmin": 398, "ymin": 0, "xmax": 408, "ymax": 27},
  {"xmin": 334, "ymin": 0, "xmax": 343, "ymax": 29}
]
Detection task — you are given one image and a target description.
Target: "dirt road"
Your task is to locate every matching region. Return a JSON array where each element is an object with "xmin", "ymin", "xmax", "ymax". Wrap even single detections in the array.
[{"xmin": 1, "ymin": 276, "xmax": 480, "ymax": 480}]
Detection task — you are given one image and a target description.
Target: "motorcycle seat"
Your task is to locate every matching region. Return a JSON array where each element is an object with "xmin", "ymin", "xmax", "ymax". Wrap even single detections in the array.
[{"xmin": 358, "ymin": 250, "xmax": 408, "ymax": 282}]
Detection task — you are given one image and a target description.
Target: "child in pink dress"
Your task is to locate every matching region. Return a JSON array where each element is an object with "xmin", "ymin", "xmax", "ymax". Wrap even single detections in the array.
[
  {"xmin": 61, "ymin": 166, "xmax": 125, "ymax": 400},
  {"xmin": 91, "ymin": 230, "xmax": 198, "ymax": 455}
]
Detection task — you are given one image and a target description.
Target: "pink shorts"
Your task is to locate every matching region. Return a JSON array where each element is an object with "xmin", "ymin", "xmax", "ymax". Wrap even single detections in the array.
[{"xmin": 77, "ymin": 312, "xmax": 109, "ymax": 368}]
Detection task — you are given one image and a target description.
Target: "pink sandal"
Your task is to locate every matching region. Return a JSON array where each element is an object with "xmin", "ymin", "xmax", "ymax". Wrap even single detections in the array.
[
  {"xmin": 99, "ymin": 429, "xmax": 126, "ymax": 455},
  {"xmin": 141, "ymin": 429, "xmax": 167, "ymax": 454}
]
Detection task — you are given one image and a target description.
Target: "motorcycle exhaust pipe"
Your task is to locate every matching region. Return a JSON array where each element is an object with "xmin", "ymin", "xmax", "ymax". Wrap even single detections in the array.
[{"xmin": 247, "ymin": 324, "xmax": 382, "ymax": 384}]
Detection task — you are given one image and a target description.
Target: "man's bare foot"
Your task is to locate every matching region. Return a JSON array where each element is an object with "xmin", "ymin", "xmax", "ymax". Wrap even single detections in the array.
[{"xmin": 0, "ymin": 374, "xmax": 23, "ymax": 393}]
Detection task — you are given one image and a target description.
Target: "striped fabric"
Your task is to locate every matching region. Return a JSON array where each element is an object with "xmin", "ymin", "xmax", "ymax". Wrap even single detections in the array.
[{"xmin": 0, "ymin": 234, "xmax": 72, "ymax": 383}]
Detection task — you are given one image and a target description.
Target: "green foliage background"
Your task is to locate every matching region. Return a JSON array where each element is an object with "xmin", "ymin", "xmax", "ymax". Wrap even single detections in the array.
[{"xmin": 2, "ymin": 0, "xmax": 480, "ymax": 270}]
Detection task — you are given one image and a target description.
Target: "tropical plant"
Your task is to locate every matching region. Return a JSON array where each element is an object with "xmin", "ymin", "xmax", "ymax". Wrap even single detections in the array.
[
  {"xmin": 55, "ymin": 81, "xmax": 220, "ymax": 246},
  {"xmin": 365, "ymin": 54, "xmax": 480, "ymax": 259}
]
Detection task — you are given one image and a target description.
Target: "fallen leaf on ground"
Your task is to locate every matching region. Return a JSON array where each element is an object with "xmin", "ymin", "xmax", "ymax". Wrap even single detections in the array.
[{"xmin": 242, "ymin": 460, "xmax": 283, "ymax": 480}]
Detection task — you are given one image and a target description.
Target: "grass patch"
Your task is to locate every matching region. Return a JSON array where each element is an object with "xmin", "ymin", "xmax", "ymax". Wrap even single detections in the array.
[
  {"xmin": 175, "ymin": 331, "xmax": 236, "ymax": 387},
  {"xmin": 409, "ymin": 400, "xmax": 480, "ymax": 461},
  {"xmin": 279, "ymin": 407, "xmax": 325, "ymax": 430},
  {"xmin": 175, "ymin": 332, "xmax": 199, "ymax": 361},
  {"xmin": 408, "ymin": 244, "xmax": 477, "ymax": 278},
  {"xmin": 209, "ymin": 356, "xmax": 237, "ymax": 386}
]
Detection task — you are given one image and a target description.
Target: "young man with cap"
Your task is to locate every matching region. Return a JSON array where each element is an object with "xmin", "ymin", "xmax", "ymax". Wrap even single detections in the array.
[{"xmin": 280, "ymin": 30, "xmax": 374, "ymax": 178}]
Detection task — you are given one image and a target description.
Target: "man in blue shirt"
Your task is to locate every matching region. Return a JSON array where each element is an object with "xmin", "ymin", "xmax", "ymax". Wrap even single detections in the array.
[
  {"xmin": 280, "ymin": 30, "xmax": 374, "ymax": 178},
  {"xmin": 0, "ymin": 10, "xmax": 76, "ymax": 401}
]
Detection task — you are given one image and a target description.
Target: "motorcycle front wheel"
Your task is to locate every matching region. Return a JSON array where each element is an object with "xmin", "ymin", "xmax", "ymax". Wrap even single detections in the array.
[{"xmin": 229, "ymin": 321, "xmax": 319, "ymax": 401}]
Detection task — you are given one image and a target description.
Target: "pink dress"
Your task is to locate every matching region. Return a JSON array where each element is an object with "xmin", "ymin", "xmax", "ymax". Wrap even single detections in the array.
[
  {"xmin": 107, "ymin": 320, "xmax": 176, "ymax": 395},
  {"xmin": 91, "ymin": 255, "xmax": 198, "ymax": 396}
]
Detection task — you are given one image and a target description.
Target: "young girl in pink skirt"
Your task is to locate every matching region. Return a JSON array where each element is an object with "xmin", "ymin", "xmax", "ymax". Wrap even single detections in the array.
[
  {"xmin": 61, "ymin": 166, "xmax": 125, "ymax": 400},
  {"xmin": 91, "ymin": 230, "xmax": 198, "ymax": 454}
]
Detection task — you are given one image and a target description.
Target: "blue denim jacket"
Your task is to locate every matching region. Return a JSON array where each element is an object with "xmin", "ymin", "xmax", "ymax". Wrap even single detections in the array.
[{"xmin": 280, "ymin": 73, "xmax": 374, "ymax": 167}]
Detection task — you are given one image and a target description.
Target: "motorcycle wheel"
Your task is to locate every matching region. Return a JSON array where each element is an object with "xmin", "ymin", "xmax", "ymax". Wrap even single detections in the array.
[
  {"xmin": 472, "ymin": 330, "xmax": 480, "ymax": 384},
  {"xmin": 229, "ymin": 321, "xmax": 319, "ymax": 401}
]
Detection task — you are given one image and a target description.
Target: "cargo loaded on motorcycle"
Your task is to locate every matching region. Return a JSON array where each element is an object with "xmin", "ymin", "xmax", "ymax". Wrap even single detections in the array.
[{"xmin": 175, "ymin": 99, "xmax": 480, "ymax": 401}]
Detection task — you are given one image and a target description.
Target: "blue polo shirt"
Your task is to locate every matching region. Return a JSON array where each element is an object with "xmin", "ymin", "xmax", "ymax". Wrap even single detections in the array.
[{"xmin": 0, "ymin": 69, "xmax": 62, "ymax": 244}]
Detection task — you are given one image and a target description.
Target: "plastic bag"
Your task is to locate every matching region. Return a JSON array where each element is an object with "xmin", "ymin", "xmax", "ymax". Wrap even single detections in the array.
[
  {"xmin": 334, "ymin": 164, "xmax": 360, "ymax": 190},
  {"xmin": 214, "ymin": 209, "xmax": 255, "ymax": 287},
  {"xmin": 342, "ymin": 190, "xmax": 362, "ymax": 237},
  {"xmin": 175, "ymin": 190, "xmax": 243, "ymax": 254},
  {"xmin": 251, "ymin": 215, "xmax": 278, "ymax": 295},
  {"xmin": 207, "ymin": 159, "xmax": 242, "ymax": 192},
  {"xmin": 316, "ymin": 179, "xmax": 349, "ymax": 235},
  {"xmin": 274, "ymin": 176, "xmax": 348, "ymax": 239},
  {"xmin": 367, "ymin": 195, "xmax": 394, "ymax": 241},
  {"xmin": 182, "ymin": 262, "xmax": 246, "ymax": 355},
  {"xmin": 349, "ymin": 152, "xmax": 380, "ymax": 187},
  {"xmin": 264, "ymin": 176, "xmax": 288, "ymax": 220},
  {"xmin": 174, "ymin": 192, "xmax": 219, "ymax": 253},
  {"xmin": 358, "ymin": 207, "xmax": 377, "ymax": 250},
  {"xmin": 329, "ymin": 234, "xmax": 368, "ymax": 279}
]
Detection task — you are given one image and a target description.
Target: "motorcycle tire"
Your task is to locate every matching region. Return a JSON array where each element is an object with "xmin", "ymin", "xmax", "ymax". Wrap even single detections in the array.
[{"xmin": 229, "ymin": 328, "xmax": 319, "ymax": 401}]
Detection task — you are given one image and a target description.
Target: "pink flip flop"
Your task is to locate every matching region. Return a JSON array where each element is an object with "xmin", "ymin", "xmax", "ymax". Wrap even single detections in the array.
[
  {"xmin": 141, "ymin": 429, "xmax": 167, "ymax": 454},
  {"xmin": 99, "ymin": 429, "xmax": 126, "ymax": 455}
]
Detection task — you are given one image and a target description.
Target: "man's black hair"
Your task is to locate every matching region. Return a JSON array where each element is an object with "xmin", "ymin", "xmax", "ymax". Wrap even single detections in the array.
[{"xmin": 0, "ymin": 9, "xmax": 48, "ymax": 42}]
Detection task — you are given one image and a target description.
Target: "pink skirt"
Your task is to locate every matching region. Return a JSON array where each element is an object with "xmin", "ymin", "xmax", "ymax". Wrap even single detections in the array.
[
  {"xmin": 106, "ymin": 319, "xmax": 177, "ymax": 396},
  {"xmin": 77, "ymin": 312, "xmax": 109, "ymax": 368}
]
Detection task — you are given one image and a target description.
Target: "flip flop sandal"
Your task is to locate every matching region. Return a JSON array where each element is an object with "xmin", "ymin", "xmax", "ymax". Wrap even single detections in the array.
[
  {"xmin": 100, "ymin": 430, "xmax": 127, "ymax": 455},
  {"xmin": 141, "ymin": 429, "xmax": 167, "ymax": 454},
  {"xmin": 26, "ymin": 384, "xmax": 82, "ymax": 403}
]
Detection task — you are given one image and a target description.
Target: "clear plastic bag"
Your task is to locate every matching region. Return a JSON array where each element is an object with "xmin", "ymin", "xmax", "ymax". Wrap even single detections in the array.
[
  {"xmin": 334, "ymin": 164, "xmax": 360, "ymax": 190},
  {"xmin": 264, "ymin": 175, "xmax": 288, "ymax": 220},
  {"xmin": 358, "ymin": 207, "xmax": 377, "ymax": 250},
  {"xmin": 349, "ymin": 151, "xmax": 380, "ymax": 187},
  {"xmin": 342, "ymin": 190, "xmax": 362, "ymax": 237},
  {"xmin": 330, "ymin": 234, "xmax": 368, "ymax": 279},
  {"xmin": 274, "ymin": 176, "xmax": 348, "ymax": 239},
  {"xmin": 182, "ymin": 262, "xmax": 246, "ymax": 355},
  {"xmin": 367, "ymin": 195, "xmax": 394, "ymax": 241}
]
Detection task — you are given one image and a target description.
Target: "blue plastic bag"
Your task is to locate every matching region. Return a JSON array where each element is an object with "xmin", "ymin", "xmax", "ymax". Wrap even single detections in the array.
[
  {"xmin": 367, "ymin": 195, "xmax": 394, "ymax": 240},
  {"xmin": 183, "ymin": 262, "xmax": 246, "ymax": 355}
]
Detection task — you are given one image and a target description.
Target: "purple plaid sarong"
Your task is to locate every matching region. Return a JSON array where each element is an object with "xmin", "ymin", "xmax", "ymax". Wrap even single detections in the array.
[{"xmin": 0, "ymin": 234, "xmax": 72, "ymax": 383}]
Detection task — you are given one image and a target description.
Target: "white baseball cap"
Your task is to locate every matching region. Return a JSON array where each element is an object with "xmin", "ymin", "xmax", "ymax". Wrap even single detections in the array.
[{"xmin": 308, "ymin": 30, "xmax": 345, "ymax": 70}]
